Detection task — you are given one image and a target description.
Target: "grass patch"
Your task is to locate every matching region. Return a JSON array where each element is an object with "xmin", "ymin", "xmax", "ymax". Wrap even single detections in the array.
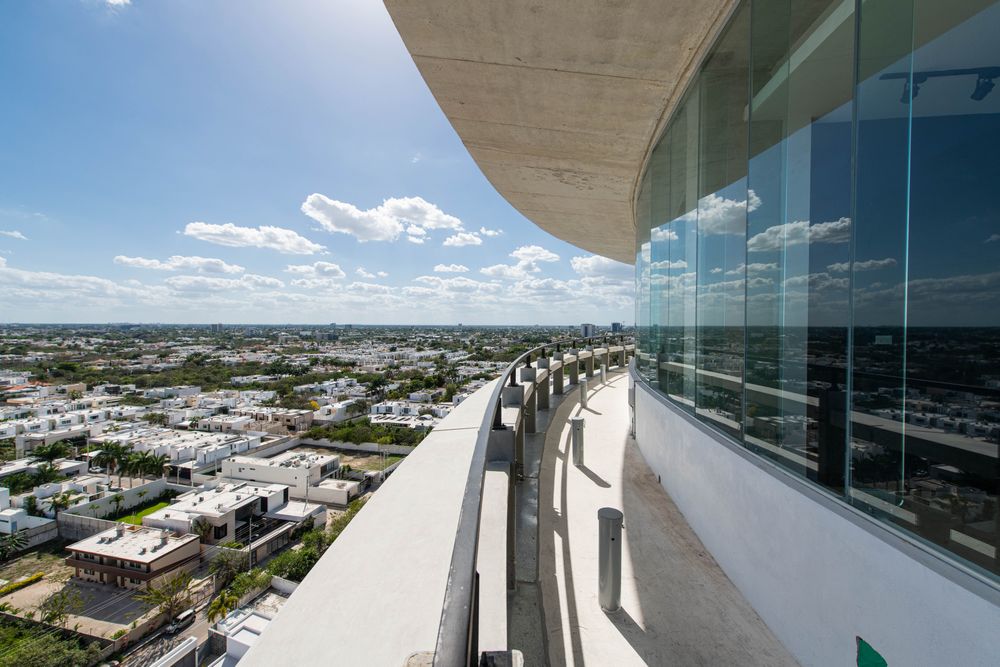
[
  {"xmin": 116, "ymin": 501, "xmax": 169, "ymax": 525},
  {"xmin": 0, "ymin": 546, "xmax": 68, "ymax": 583}
]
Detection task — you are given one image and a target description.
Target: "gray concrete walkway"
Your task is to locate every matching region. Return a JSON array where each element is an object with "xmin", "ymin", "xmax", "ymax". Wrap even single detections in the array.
[{"xmin": 536, "ymin": 370, "xmax": 798, "ymax": 666}]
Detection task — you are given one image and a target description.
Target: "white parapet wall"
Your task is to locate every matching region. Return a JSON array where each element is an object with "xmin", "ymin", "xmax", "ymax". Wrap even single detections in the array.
[
  {"xmin": 240, "ymin": 379, "xmax": 500, "ymax": 667},
  {"xmin": 633, "ymin": 375, "xmax": 1000, "ymax": 667}
]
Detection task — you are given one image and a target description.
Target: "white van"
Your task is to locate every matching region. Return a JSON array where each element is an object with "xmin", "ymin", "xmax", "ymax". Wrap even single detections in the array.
[{"xmin": 166, "ymin": 609, "xmax": 195, "ymax": 635}]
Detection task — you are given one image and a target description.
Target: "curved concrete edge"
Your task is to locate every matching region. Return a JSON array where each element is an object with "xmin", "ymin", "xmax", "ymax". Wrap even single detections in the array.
[
  {"xmin": 240, "ymin": 380, "xmax": 499, "ymax": 667},
  {"xmin": 382, "ymin": 0, "xmax": 738, "ymax": 264}
]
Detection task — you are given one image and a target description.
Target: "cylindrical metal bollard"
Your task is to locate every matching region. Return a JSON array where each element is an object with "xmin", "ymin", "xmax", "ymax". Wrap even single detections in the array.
[
  {"xmin": 570, "ymin": 416, "xmax": 585, "ymax": 466},
  {"xmin": 579, "ymin": 377, "xmax": 589, "ymax": 408},
  {"xmin": 600, "ymin": 363, "xmax": 607, "ymax": 385},
  {"xmin": 598, "ymin": 507, "xmax": 623, "ymax": 612}
]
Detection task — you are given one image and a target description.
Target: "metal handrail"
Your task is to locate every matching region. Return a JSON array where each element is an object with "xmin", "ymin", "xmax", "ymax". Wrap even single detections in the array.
[{"xmin": 432, "ymin": 334, "xmax": 632, "ymax": 666}]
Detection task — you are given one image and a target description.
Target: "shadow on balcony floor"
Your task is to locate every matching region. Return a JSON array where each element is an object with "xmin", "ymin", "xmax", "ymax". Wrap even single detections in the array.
[{"xmin": 535, "ymin": 370, "xmax": 798, "ymax": 666}]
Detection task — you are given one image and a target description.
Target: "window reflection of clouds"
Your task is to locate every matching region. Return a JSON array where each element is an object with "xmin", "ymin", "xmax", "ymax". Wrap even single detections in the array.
[{"xmin": 634, "ymin": 0, "xmax": 1000, "ymax": 580}]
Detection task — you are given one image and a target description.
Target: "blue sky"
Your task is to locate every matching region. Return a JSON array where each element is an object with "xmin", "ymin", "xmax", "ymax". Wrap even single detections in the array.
[{"xmin": 0, "ymin": 0, "xmax": 633, "ymax": 325}]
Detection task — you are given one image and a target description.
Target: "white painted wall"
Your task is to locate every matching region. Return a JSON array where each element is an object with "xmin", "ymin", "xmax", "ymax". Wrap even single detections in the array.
[{"xmin": 634, "ymin": 379, "xmax": 1000, "ymax": 667}]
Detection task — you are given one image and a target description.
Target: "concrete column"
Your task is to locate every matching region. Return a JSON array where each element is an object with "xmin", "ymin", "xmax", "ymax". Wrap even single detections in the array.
[
  {"xmin": 501, "ymin": 384, "xmax": 525, "ymax": 479},
  {"xmin": 579, "ymin": 378, "xmax": 588, "ymax": 409},
  {"xmin": 567, "ymin": 351, "xmax": 579, "ymax": 386},
  {"xmin": 584, "ymin": 348, "xmax": 595, "ymax": 378},
  {"xmin": 535, "ymin": 361, "xmax": 550, "ymax": 411},
  {"xmin": 570, "ymin": 416, "xmax": 585, "ymax": 467},
  {"xmin": 552, "ymin": 353, "xmax": 564, "ymax": 395}
]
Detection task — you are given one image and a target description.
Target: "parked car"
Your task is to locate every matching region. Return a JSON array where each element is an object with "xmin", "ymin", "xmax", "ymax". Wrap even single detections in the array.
[
  {"xmin": 165, "ymin": 609, "xmax": 195, "ymax": 635},
  {"xmin": 89, "ymin": 466, "xmax": 104, "ymax": 474}
]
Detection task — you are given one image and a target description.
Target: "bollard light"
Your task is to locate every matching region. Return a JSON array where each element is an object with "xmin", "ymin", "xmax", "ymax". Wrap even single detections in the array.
[
  {"xmin": 570, "ymin": 416, "xmax": 585, "ymax": 467},
  {"xmin": 598, "ymin": 507, "xmax": 624, "ymax": 612}
]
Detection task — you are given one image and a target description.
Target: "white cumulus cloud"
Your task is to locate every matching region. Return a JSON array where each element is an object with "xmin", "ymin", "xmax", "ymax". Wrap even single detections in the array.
[
  {"xmin": 481, "ymin": 245, "xmax": 560, "ymax": 280},
  {"xmin": 571, "ymin": 255, "xmax": 633, "ymax": 280},
  {"xmin": 434, "ymin": 264, "xmax": 469, "ymax": 273},
  {"xmin": 301, "ymin": 194, "xmax": 463, "ymax": 243},
  {"xmin": 827, "ymin": 257, "xmax": 897, "ymax": 273},
  {"xmin": 651, "ymin": 227, "xmax": 679, "ymax": 242},
  {"xmin": 184, "ymin": 222, "xmax": 325, "ymax": 255},
  {"xmin": 443, "ymin": 232, "xmax": 482, "ymax": 247},
  {"xmin": 114, "ymin": 255, "xmax": 245, "ymax": 274},
  {"xmin": 0, "ymin": 230, "xmax": 27, "ymax": 241},
  {"xmin": 747, "ymin": 217, "xmax": 851, "ymax": 252},
  {"xmin": 285, "ymin": 261, "xmax": 346, "ymax": 279},
  {"xmin": 479, "ymin": 226, "xmax": 503, "ymax": 237},
  {"xmin": 165, "ymin": 274, "xmax": 284, "ymax": 292}
]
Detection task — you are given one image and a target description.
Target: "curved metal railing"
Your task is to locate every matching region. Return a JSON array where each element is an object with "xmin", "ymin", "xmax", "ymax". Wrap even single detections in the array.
[{"xmin": 432, "ymin": 334, "xmax": 634, "ymax": 666}]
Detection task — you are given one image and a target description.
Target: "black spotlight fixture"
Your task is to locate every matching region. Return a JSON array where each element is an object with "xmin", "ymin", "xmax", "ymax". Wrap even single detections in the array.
[
  {"xmin": 901, "ymin": 73, "xmax": 928, "ymax": 104},
  {"xmin": 971, "ymin": 74, "xmax": 995, "ymax": 101}
]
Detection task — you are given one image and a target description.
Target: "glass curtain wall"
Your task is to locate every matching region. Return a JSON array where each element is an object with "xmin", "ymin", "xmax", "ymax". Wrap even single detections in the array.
[{"xmin": 635, "ymin": 0, "xmax": 1000, "ymax": 580}]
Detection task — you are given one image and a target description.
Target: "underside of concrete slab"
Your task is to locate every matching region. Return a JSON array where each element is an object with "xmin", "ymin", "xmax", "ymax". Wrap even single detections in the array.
[{"xmin": 382, "ymin": 1, "xmax": 738, "ymax": 264}]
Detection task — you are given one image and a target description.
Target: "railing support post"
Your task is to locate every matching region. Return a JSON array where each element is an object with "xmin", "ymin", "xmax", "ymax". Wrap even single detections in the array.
[{"xmin": 579, "ymin": 378, "xmax": 588, "ymax": 409}]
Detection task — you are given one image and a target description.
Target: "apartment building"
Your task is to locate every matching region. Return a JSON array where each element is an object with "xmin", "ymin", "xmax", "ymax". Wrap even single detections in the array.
[{"xmin": 66, "ymin": 524, "xmax": 200, "ymax": 589}]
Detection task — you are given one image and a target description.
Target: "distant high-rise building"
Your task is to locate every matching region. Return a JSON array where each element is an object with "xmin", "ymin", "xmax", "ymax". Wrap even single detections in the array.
[
  {"xmin": 210, "ymin": 323, "xmax": 223, "ymax": 333},
  {"xmin": 580, "ymin": 323, "xmax": 597, "ymax": 338},
  {"xmin": 611, "ymin": 322, "xmax": 623, "ymax": 333}
]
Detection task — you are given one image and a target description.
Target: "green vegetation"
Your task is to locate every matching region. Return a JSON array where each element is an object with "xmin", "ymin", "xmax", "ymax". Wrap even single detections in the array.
[
  {"xmin": 0, "ymin": 439, "xmax": 14, "ymax": 462},
  {"xmin": 37, "ymin": 588, "xmax": 84, "ymax": 628},
  {"xmin": 209, "ymin": 549, "xmax": 249, "ymax": 589},
  {"xmin": 305, "ymin": 419, "xmax": 427, "ymax": 447},
  {"xmin": 137, "ymin": 571, "xmax": 193, "ymax": 620},
  {"xmin": 0, "ymin": 533, "xmax": 28, "ymax": 562},
  {"xmin": 0, "ymin": 618, "xmax": 103, "ymax": 667},
  {"xmin": 102, "ymin": 490, "xmax": 176, "ymax": 523},
  {"xmin": 0, "ymin": 464, "xmax": 65, "ymax": 496},
  {"xmin": 266, "ymin": 499, "xmax": 365, "ymax": 583},
  {"xmin": 116, "ymin": 501, "xmax": 169, "ymax": 525},
  {"xmin": 0, "ymin": 572, "xmax": 44, "ymax": 597}
]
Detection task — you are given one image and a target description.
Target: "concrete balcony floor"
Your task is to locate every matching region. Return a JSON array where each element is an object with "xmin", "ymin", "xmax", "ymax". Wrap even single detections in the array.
[{"xmin": 525, "ymin": 369, "xmax": 797, "ymax": 666}]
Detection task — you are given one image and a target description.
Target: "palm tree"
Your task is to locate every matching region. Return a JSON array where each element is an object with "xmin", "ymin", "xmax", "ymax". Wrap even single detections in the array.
[
  {"xmin": 33, "ymin": 463, "xmax": 60, "ymax": 485},
  {"xmin": 49, "ymin": 491, "xmax": 76, "ymax": 518},
  {"xmin": 207, "ymin": 590, "xmax": 239, "ymax": 623},
  {"xmin": 131, "ymin": 451, "xmax": 154, "ymax": 480},
  {"xmin": 111, "ymin": 493, "xmax": 125, "ymax": 518},
  {"xmin": 93, "ymin": 442, "xmax": 133, "ymax": 486},
  {"xmin": 0, "ymin": 531, "xmax": 27, "ymax": 561},
  {"xmin": 147, "ymin": 454, "xmax": 170, "ymax": 479},
  {"xmin": 137, "ymin": 571, "xmax": 192, "ymax": 621},
  {"xmin": 191, "ymin": 517, "xmax": 214, "ymax": 543},
  {"xmin": 32, "ymin": 442, "xmax": 68, "ymax": 463}
]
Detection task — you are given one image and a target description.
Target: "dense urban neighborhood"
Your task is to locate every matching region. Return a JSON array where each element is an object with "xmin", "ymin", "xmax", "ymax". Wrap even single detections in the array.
[{"xmin": 0, "ymin": 322, "xmax": 623, "ymax": 666}]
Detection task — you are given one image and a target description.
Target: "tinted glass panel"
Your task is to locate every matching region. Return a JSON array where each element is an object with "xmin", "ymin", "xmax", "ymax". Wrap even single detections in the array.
[
  {"xmin": 633, "ymin": 0, "xmax": 1000, "ymax": 580},
  {"xmin": 746, "ymin": 0, "xmax": 853, "ymax": 488},
  {"xmin": 696, "ymin": 4, "xmax": 749, "ymax": 438}
]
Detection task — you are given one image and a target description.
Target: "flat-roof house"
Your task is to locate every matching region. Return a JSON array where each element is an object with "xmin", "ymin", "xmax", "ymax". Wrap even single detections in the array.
[{"xmin": 66, "ymin": 524, "xmax": 200, "ymax": 589}]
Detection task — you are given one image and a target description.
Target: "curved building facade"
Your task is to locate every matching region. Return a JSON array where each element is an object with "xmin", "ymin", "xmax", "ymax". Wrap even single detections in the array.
[
  {"xmin": 633, "ymin": 0, "xmax": 1000, "ymax": 663},
  {"xmin": 635, "ymin": 0, "xmax": 999, "ymax": 583}
]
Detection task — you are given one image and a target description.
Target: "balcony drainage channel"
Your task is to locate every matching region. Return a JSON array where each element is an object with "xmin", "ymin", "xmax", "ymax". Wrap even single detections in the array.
[{"xmin": 510, "ymin": 379, "xmax": 571, "ymax": 666}]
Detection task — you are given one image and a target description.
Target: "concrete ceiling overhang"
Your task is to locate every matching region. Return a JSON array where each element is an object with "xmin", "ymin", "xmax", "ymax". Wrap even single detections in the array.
[{"xmin": 383, "ymin": 0, "xmax": 737, "ymax": 265}]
